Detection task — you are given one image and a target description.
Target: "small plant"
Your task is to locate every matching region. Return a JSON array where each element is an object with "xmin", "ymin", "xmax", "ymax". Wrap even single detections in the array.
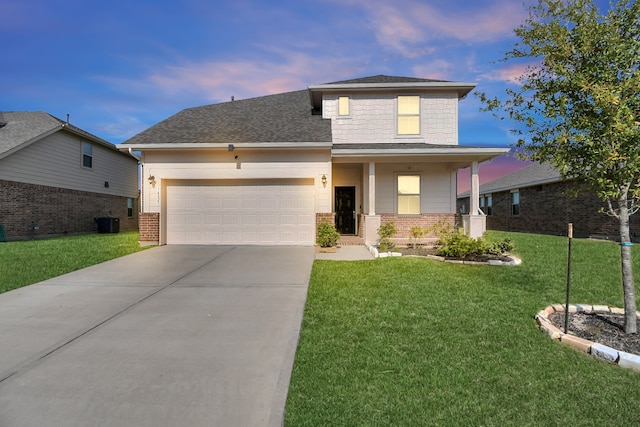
[
  {"xmin": 378, "ymin": 222, "xmax": 398, "ymax": 252},
  {"xmin": 316, "ymin": 220, "xmax": 340, "ymax": 248},
  {"xmin": 408, "ymin": 226, "xmax": 424, "ymax": 248}
]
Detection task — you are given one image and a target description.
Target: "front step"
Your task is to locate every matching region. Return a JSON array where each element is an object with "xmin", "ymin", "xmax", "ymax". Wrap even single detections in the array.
[{"xmin": 337, "ymin": 235, "xmax": 365, "ymax": 246}]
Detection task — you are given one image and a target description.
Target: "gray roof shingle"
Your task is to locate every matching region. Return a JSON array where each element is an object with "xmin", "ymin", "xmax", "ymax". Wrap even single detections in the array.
[
  {"xmin": 459, "ymin": 162, "xmax": 562, "ymax": 197},
  {"xmin": 123, "ymin": 89, "xmax": 332, "ymax": 145},
  {"xmin": 324, "ymin": 75, "xmax": 450, "ymax": 84},
  {"xmin": 0, "ymin": 111, "xmax": 61, "ymax": 155},
  {"xmin": 0, "ymin": 111, "xmax": 117, "ymax": 158}
]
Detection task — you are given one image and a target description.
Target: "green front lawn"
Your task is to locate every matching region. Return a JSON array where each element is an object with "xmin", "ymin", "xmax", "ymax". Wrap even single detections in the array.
[
  {"xmin": 285, "ymin": 232, "xmax": 640, "ymax": 426},
  {"xmin": 0, "ymin": 232, "xmax": 148, "ymax": 294}
]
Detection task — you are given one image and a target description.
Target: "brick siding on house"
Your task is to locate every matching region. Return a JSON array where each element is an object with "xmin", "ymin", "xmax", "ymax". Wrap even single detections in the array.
[
  {"xmin": 0, "ymin": 179, "xmax": 138, "ymax": 240},
  {"xmin": 457, "ymin": 180, "xmax": 640, "ymax": 241},
  {"xmin": 380, "ymin": 213, "xmax": 456, "ymax": 239},
  {"xmin": 139, "ymin": 212, "xmax": 160, "ymax": 243}
]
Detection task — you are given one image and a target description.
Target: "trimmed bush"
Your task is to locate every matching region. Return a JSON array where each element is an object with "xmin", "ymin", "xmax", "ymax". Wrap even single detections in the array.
[{"xmin": 317, "ymin": 220, "xmax": 340, "ymax": 248}]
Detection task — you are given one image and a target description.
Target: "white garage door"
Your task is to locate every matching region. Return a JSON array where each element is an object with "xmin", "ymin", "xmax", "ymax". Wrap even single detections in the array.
[{"xmin": 166, "ymin": 179, "xmax": 315, "ymax": 245}]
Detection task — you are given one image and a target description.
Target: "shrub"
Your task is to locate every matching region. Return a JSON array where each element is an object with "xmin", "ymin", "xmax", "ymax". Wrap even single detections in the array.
[
  {"xmin": 408, "ymin": 226, "xmax": 424, "ymax": 248},
  {"xmin": 436, "ymin": 231, "xmax": 487, "ymax": 258},
  {"xmin": 316, "ymin": 220, "xmax": 340, "ymax": 248},
  {"xmin": 378, "ymin": 222, "xmax": 398, "ymax": 252},
  {"xmin": 434, "ymin": 226, "xmax": 515, "ymax": 259}
]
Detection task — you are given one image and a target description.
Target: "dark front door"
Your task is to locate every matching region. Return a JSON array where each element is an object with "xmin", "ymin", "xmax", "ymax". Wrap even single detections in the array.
[{"xmin": 335, "ymin": 186, "xmax": 356, "ymax": 235}]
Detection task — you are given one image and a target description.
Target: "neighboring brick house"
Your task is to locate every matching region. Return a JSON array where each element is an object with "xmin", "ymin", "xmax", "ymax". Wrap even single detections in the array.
[
  {"xmin": 119, "ymin": 75, "xmax": 509, "ymax": 246},
  {"xmin": 457, "ymin": 162, "xmax": 639, "ymax": 241},
  {"xmin": 0, "ymin": 112, "xmax": 139, "ymax": 240}
]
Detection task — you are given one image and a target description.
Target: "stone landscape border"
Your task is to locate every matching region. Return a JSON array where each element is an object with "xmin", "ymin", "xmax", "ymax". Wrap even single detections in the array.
[
  {"xmin": 536, "ymin": 304, "xmax": 640, "ymax": 372},
  {"xmin": 367, "ymin": 245, "xmax": 522, "ymax": 266}
]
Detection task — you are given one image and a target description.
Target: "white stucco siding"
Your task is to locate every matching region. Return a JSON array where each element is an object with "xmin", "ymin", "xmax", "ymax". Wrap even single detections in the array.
[
  {"xmin": 325, "ymin": 92, "xmax": 459, "ymax": 144},
  {"xmin": 373, "ymin": 163, "xmax": 456, "ymax": 214},
  {"xmin": 0, "ymin": 131, "xmax": 138, "ymax": 197},
  {"xmin": 142, "ymin": 149, "xmax": 332, "ymax": 214}
]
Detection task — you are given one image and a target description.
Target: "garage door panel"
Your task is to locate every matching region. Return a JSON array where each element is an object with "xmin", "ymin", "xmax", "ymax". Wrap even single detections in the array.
[{"xmin": 166, "ymin": 181, "xmax": 315, "ymax": 245}]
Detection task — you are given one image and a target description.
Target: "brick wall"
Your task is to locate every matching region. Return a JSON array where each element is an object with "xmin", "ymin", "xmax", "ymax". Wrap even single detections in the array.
[
  {"xmin": 0, "ymin": 179, "xmax": 138, "ymax": 240},
  {"xmin": 139, "ymin": 212, "xmax": 160, "ymax": 243},
  {"xmin": 380, "ymin": 213, "xmax": 456, "ymax": 238},
  {"xmin": 457, "ymin": 181, "xmax": 639, "ymax": 241}
]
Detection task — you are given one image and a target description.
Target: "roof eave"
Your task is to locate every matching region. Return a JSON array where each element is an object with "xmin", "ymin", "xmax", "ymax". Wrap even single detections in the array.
[{"xmin": 117, "ymin": 141, "xmax": 333, "ymax": 151}]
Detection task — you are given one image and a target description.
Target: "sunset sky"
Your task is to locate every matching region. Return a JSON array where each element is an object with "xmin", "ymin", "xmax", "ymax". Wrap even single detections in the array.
[{"xmin": 2, "ymin": 0, "xmax": 610, "ymax": 191}]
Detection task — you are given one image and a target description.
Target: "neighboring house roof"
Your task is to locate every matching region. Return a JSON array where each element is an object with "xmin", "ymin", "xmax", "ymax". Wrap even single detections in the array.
[
  {"xmin": 458, "ymin": 162, "xmax": 562, "ymax": 197},
  {"xmin": 0, "ymin": 111, "xmax": 124, "ymax": 161},
  {"xmin": 122, "ymin": 90, "xmax": 332, "ymax": 147}
]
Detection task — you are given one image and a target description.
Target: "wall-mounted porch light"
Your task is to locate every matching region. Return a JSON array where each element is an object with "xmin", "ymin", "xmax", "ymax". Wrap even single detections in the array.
[
  {"xmin": 321, "ymin": 174, "xmax": 327, "ymax": 187},
  {"xmin": 148, "ymin": 175, "xmax": 156, "ymax": 185}
]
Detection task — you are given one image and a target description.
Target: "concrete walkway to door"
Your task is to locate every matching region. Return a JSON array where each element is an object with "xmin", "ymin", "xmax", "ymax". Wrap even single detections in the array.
[{"xmin": 0, "ymin": 245, "xmax": 315, "ymax": 427}]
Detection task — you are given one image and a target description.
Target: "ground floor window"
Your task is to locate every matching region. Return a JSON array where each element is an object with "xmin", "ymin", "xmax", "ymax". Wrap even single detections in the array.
[
  {"xmin": 511, "ymin": 190, "xmax": 520, "ymax": 216},
  {"xmin": 480, "ymin": 194, "xmax": 492, "ymax": 215},
  {"xmin": 127, "ymin": 198, "xmax": 134, "ymax": 217},
  {"xmin": 397, "ymin": 175, "xmax": 420, "ymax": 214}
]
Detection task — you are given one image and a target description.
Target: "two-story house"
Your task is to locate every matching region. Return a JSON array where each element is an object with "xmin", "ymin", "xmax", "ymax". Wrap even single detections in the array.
[
  {"xmin": 118, "ymin": 75, "xmax": 508, "ymax": 246},
  {"xmin": 0, "ymin": 111, "xmax": 139, "ymax": 240}
]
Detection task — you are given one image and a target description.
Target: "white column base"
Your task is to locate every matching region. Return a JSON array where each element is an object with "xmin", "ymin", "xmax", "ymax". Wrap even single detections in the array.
[
  {"xmin": 462, "ymin": 214, "xmax": 486, "ymax": 239},
  {"xmin": 364, "ymin": 215, "xmax": 381, "ymax": 245}
]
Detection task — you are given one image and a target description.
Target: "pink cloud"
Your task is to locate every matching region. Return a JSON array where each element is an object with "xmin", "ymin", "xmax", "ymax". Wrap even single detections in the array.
[
  {"xmin": 135, "ymin": 50, "xmax": 360, "ymax": 103},
  {"xmin": 338, "ymin": 0, "xmax": 527, "ymax": 57},
  {"xmin": 480, "ymin": 61, "xmax": 539, "ymax": 84}
]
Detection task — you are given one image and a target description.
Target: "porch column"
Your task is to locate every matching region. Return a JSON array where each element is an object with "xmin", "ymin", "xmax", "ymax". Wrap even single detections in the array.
[
  {"xmin": 368, "ymin": 162, "xmax": 376, "ymax": 215},
  {"xmin": 470, "ymin": 161, "xmax": 480, "ymax": 215},
  {"xmin": 463, "ymin": 160, "xmax": 486, "ymax": 238},
  {"xmin": 364, "ymin": 162, "xmax": 381, "ymax": 245}
]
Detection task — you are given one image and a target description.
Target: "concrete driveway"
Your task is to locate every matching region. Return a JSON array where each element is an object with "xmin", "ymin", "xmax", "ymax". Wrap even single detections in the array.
[{"xmin": 0, "ymin": 245, "xmax": 315, "ymax": 427}]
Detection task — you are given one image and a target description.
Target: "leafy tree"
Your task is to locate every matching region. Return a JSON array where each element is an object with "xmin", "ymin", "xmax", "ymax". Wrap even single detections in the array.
[{"xmin": 479, "ymin": 0, "xmax": 640, "ymax": 333}]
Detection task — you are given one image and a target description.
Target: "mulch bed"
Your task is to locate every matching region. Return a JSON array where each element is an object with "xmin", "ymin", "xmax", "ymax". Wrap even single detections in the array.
[
  {"xmin": 548, "ymin": 311, "xmax": 640, "ymax": 356},
  {"xmin": 396, "ymin": 246, "xmax": 513, "ymax": 263}
]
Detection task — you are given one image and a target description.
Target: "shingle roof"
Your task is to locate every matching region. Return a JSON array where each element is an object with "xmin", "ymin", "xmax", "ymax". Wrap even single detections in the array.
[
  {"xmin": 0, "ymin": 111, "xmax": 62, "ymax": 155},
  {"xmin": 459, "ymin": 162, "xmax": 562, "ymax": 197},
  {"xmin": 324, "ymin": 75, "xmax": 450, "ymax": 84},
  {"xmin": 0, "ymin": 111, "xmax": 117, "ymax": 158},
  {"xmin": 123, "ymin": 89, "xmax": 332, "ymax": 145}
]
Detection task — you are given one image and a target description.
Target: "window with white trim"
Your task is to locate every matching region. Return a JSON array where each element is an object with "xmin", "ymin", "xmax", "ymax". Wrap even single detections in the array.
[
  {"xmin": 397, "ymin": 175, "xmax": 420, "ymax": 214},
  {"xmin": 511, "ymin": 190, "xmax": 520, "ymax": 216},
  {"xmin": 338, "ymin": 96, "xmax": 350, "ymax": 116},
  {"xmin": 127, "ymin": 198, "xmax": 134, "ymax": 218},
  {"xmin": 82, "ymin": 142, "xmax": 93, "ymax": 168},
  {"xmin": 397, "ymin": 95, "xmax": 420, "ymax": 135}
]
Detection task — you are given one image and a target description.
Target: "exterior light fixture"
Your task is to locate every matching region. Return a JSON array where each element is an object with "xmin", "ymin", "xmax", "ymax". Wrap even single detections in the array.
[
  {"xmin": 321, "ymin": 174, "xmax": 327, "ymax": 187},
  {"xmin": 148, "ymin": 175, "xmax": 155, "ymax": 185}
]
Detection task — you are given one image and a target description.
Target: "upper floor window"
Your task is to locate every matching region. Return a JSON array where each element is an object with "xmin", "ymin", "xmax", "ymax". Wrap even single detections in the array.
[
  {"xmin": 338, "ymin": 96, "xmax": 350, "ymax": 116},
  {"xmin": 397, "ymin": 175, "xmax": 420, "ymax": 214},
  {"xmin": 82, "ymin": 142, "xmax": 93, "ymax": 168},
  {"xmin": 511, "ymin": 190, "xmax": 520, "ymax": 216},
  {"xmin": 397, "ymin": 95, "xmax": 420, "ymax": 135}
]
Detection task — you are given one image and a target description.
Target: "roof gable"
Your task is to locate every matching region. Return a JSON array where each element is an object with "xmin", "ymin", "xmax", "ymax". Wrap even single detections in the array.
[{"xmin": 0, "ymin": 111, "xmax": 124, "ymax": 160}]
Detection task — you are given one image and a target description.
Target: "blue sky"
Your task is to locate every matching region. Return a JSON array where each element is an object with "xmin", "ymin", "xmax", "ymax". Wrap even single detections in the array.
[{"xmin": 2, "ymin": 0, "xmax": 609, "ymax": 189}]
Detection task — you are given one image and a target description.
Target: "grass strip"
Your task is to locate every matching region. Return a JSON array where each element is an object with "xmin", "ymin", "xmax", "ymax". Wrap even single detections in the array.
[{"xmin": 0, "ymin": 232, "xmax": 148, "ymax": 294}]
